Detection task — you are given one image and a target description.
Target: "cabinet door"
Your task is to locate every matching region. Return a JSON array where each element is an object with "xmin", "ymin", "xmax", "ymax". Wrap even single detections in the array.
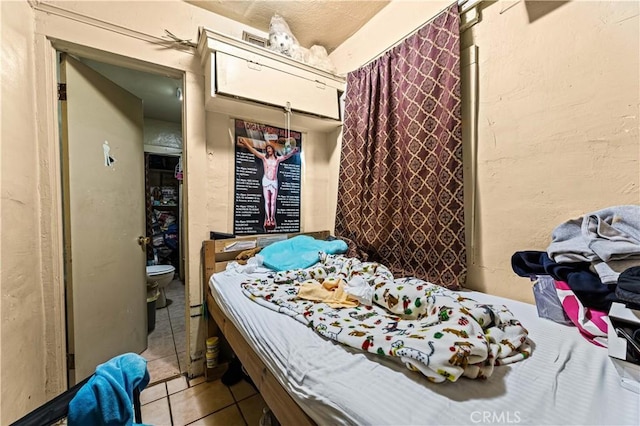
[{"xmin": 215, "ymin": 52, "xmax": 340, "ymax": 120}]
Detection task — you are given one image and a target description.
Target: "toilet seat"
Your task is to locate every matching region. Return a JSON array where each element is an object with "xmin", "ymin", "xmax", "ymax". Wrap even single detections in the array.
[{"xmin": 146, "ymin": 265, "xmax": 175, "ymax": 276}]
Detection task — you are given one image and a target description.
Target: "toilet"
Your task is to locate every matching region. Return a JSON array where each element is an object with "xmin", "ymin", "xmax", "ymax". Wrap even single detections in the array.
[{"xmin": 146, "ymin": 264, "xmax": 176, "ymax": 309}]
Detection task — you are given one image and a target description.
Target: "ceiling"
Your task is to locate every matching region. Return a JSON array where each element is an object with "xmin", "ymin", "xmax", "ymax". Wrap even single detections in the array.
[
  {"xmin": 82, "ymin": 58, "xmax": 183, "ymax": 124},
  {"xmin": 186, "ymin": 0, "xmax": 391, "ymax": 53},
  {"xmin": 81, "ymin": 1, "xmax": 391, "ymax": 124}
]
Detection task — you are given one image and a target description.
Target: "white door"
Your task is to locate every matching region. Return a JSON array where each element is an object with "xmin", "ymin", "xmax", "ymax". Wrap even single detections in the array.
[{"xmin": 60, "ymin": 54, "xmax": 147, "ymax": 384}]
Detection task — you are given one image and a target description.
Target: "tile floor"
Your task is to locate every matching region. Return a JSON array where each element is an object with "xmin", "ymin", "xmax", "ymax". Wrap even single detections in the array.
[
  {"xmin": 142, "ymin": 278, "xmax": 188, "ymax": 384},
  {"xmin": 140, "ymin": 375, "xmax": 268, "ymax": 426},
  {"xmin": 140, "ymin": 278, "xmax": 269, "ymax": 425}
]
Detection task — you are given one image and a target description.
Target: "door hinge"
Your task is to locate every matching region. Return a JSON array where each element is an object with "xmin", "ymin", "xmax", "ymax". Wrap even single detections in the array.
[
  {"xmin": 58, "ymin": 83, "xmax": 67, "ymax": 101},
  {"xmin": 67, "ymin": 353, "xmax": 75, "ymax": 370}
]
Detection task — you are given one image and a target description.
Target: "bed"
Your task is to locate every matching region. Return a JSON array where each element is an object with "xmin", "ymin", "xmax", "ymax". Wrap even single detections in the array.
[{"xmin": 202, "ymin": 232, "xmax": 639, "ymax": 426}]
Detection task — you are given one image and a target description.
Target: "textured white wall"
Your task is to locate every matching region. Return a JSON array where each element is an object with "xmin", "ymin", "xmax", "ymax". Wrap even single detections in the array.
[
  {"xmin": 144, "ymin": 118, "xmax": 183, "ymax": 150},
  {"xmin": 330, "ymin": 1, "xmax": 451, "ymax": 74},
  {"xmin": 1, "ymin": 2, "xmax": 48, "ymax": 422},
  {"xmin": 463, "ymin": 0, "xmax": 639, "ymax": 301}
]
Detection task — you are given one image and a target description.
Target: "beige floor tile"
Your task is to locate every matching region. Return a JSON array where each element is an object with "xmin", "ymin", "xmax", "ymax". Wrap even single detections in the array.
[
  {"xmin": 169, "ymin": 293, "xmax": 185, "ymax": 303},
  {"xmin": 168, "ymin": 292, "xmax": 185, "ymax": 303},
  {"xmin": 169, "ymin": 314, "xmax": 186, "ymax": 331},
  {"xmin": 167, "ymin": 278, "xmax": 183, "ymax": 289},
  {"xmin": 153, "ymin": 318, "xmax": 171, "ymax": 332},
  {"xmin": 169, "ymin": 380, "xmax": 235, "ymax": 426},
  {"xmin": 148, "ymin": 323, "xmax": 174, "ymax": 342},
  {"xmin": 229, "ymin": 379, "xmax": 257, "ymax": 402},
  {"xmin": 155, "ymin": 310, "xmax": 171, "ymax": 325},
  {"xmin": 167, "ymin": 290, "xmax": 184, "ymax": 302},
  {"xmin": 173, "ymin": 331, "xmax": 186, "ymax": 349},
  {"xmin": 167, "ymin": 375, "xmax": 189, "ymax": 395},
  {"xmin": 156, "ymin": 309, "xmax": 171, "ymax": 319},
  {"xmin": 237, "ymin": 394, "xmax": 267, "ymax": 426},
  {"xmin": 140, "ymin": 382, "xmax": 167, "ymax": 405},
  {"xmin": 169, "ymin": 306, "xmax": 185, "ymax": 322},
  {"xmin": 165, "ymin": 291, "xmax": 180, "ymax": 299},
  {"xmin": 169, "ymin": 285, "xmax": 184, "ymax": 295},
  {"xmin": 166, "ymin": 285, "xmax": 184, "ymax": 296},
  {"xmin": 166, "ymin": 287, "xmax": 183, "ymax": 300},
  {"xmin": 142, "ymin": 335, "xmax": 178, "ymax": 361},
  {"xmin": 189, "ymin": 375, "xmax": 206, "ymax": 387},
  {"xmin": 187, "ymin": 405, "xmax": 246, "ymax": 426},
  {"xmin": 154, "ymin": 313, "xmax": 173, "ymax": 329},
  {"xmin": 147, "ymin": 353, "xmax": 181, "ymax": 384},
  {"xmin": 158, "ymin": 297, "xmax": 173, "ymax": 310},
  {"xmin": 141, "ymin": 396, "xmax": 172, "ymax": 426},
  {"xmin": 178, "ymin": 351, "xmax": 188, "ymax": 373},
  {"xmin": 172, "ymin": 332, "xmax": 186, "ymax": 347},
  {"xmin": 165, "ymin": 300, "xmax": 183, "ymax": 311},
  {"xmin": 167, "ymin": 302, "xmax": 185, "ymax": 316}
]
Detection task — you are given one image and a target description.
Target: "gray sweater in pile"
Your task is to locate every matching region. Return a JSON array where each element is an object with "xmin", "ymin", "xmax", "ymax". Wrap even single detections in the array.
[{"xmin": 547, "ymin": 205, "xmax": 640, "ymax": 284}]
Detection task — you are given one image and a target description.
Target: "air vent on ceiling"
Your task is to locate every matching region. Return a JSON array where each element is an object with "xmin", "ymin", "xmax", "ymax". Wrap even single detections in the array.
[{"xmin": 242, "ymin": 31, "xmax": 268, "ymax": 48}]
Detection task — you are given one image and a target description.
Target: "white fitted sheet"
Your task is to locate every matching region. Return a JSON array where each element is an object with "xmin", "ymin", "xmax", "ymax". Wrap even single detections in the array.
[{"xmin": 210, "ymin": 268, "xmax": 640, "ymax": 426}]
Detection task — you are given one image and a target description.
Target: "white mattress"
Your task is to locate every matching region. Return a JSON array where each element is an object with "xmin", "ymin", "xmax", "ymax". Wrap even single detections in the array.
[{"xmin": 210, "ymin": 268, "xmax": 640, "ymax": 426}]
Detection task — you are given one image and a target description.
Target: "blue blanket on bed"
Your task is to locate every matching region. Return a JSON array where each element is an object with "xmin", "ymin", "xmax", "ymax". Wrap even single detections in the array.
[{"xmin": 260, "ymin": 235, "xmax": 348, "ymax": 271}]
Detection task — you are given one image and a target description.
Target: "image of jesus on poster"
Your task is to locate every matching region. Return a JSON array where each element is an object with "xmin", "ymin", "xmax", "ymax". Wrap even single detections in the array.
[{"xmin": 238, "ymin": 137, "xmax": 299, "ymax": 230}]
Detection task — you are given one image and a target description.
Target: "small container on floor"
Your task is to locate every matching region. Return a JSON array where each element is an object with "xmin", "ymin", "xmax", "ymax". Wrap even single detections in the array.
[
  {"xmin": 206, "ymin": 336, "xmax": 219, "ymax": 352},
  {"xmin": 206, "ymin": 350, "xmax": 219, "ymax": 368}
]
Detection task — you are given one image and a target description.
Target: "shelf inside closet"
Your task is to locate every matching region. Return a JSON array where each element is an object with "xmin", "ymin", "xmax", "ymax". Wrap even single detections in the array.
[{"xmin": 146, "ymin": 153, "xmax": 182, "ymax": 277}]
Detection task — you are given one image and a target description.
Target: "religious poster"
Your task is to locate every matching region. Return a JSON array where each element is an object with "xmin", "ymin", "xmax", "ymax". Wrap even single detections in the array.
[{"xmin": 234, "ymin": 119, "xmax": 302, "ymax": 235}]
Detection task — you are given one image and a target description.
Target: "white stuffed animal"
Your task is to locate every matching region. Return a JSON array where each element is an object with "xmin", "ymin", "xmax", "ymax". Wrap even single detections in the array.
[
  {"xmin": 267, "ymin": 14, "xmax": 336, "ymax": 74},
  {"xmin": 268, "ymin": 14, "xmax": 298, "ymax": 57}
]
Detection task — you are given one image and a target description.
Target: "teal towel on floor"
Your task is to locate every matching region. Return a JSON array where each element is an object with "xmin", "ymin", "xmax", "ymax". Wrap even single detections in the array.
[
  {"xmin": 261, "ymin": 235, "xmax": 348, "ymax": 271},
  {"xmin": 68, "ymin": 353, "xmax": 150, "ymax": 426}
]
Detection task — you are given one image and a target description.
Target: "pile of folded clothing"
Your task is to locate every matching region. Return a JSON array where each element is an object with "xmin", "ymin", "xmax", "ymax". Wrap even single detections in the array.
[
  {"xmin": 617, "ymin": 266, "xmax": 640, "ymax": 310},
  {"xmin": 512, "ymin": 205, "xmax": 640, "ymax": 346}
]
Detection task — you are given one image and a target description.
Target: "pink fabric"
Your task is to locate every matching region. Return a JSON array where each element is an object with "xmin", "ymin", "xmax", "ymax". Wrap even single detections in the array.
[{"xmin": 554, "ymin": 280, "xmax": 609, "ymax": 347}]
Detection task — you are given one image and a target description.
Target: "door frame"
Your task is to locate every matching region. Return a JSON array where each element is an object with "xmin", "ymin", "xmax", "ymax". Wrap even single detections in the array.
[
  {"xmin": 53, "ymin": 43, "xmax": 186, "ymax": 385},
  {"xmin": 33, "ymin": 19, "xmax": 204, "ymax": 395},
  {"xmin": 59, "ymin": 53, "xmax": 150, "ymax": 384}
]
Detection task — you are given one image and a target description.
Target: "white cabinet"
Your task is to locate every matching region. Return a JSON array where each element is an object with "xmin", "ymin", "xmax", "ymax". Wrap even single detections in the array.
[{"xmin": 197, "ymin": 28, "xmax": 345, "ymax": 129}]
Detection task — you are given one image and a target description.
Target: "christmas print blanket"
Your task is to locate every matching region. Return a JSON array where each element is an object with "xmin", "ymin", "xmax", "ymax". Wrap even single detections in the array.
[{"xmin": 241, "ymin": 254, "xmax": 531, "ymax": 383}]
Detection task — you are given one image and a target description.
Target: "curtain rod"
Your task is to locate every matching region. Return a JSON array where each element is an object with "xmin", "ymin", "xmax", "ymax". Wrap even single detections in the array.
[{"xmin": 358, "ymin": 0, "xmax": 482, "ymax": 70}]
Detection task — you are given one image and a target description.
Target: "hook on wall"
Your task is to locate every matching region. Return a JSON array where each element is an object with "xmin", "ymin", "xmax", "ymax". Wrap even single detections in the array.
[{"xmin": 284, "ymin": 101, "xmax": 291, "ymax": 141}]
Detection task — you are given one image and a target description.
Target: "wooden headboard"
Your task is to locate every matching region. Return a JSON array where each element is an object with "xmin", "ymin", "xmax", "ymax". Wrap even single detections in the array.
[{"xmin": 203, "ymin": 230, "xmax": 330, "ymax": 288}]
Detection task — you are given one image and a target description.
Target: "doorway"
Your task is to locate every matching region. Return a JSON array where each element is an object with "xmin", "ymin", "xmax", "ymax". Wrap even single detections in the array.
[
  {"xmin": 144, "ymin": 152, "xmax": 188, "ymax": 383},
  {"xmin": 59, "ymin": 52, "xmax": 186, "ymax": 386},
  {"xmin": 146, "ymin": 153, "xmax": 183, "ymax": 279}
]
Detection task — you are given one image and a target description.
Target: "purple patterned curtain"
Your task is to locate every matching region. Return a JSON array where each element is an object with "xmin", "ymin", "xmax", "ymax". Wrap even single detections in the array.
[{"xmin": 335, "ymin": 3, "xmax": 465, "ymax": 289}]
